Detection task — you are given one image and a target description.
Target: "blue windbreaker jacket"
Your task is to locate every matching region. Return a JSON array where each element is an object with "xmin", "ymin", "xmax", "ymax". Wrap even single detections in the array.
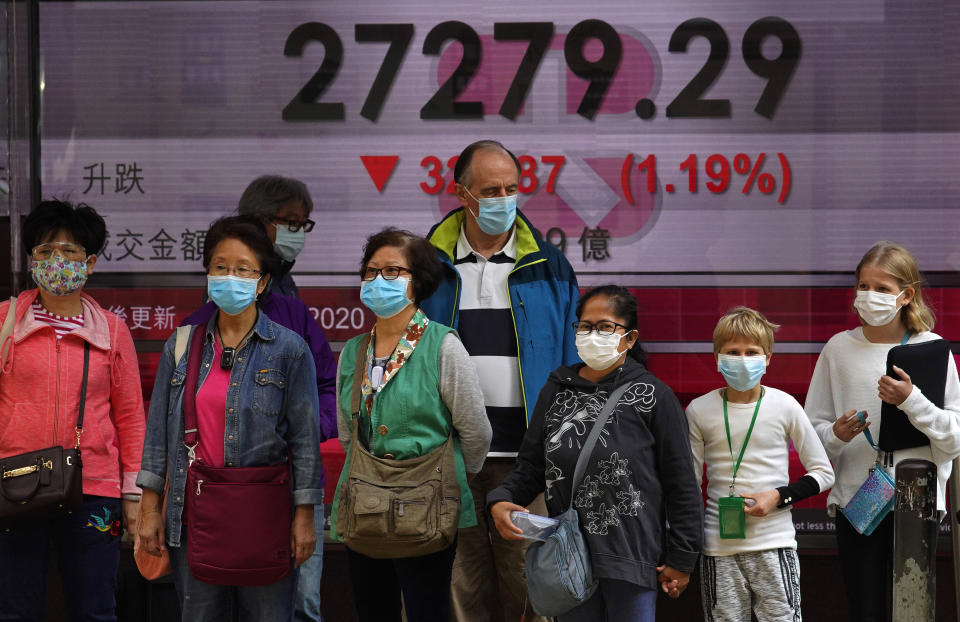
[{"xmin": 421, "ymin": 208, "xmax": 581, "ymax": 423}]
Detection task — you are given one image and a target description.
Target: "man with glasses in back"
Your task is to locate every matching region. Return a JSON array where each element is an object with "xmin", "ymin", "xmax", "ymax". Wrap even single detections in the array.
[
  {"xmin": 421, "ymin": 140, "xmax": 581, "ymax": 622},
  {"xmin": 182, "ymin": 175, "xmax": 332, "ymax": 622},
  {"xmin": 238, "ymin": 175, "xmax": 316, "ymax": 298}
]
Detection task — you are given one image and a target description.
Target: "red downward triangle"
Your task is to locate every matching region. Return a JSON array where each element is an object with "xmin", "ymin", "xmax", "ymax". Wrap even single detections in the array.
[{"xmin": 360, "ymin": 155, "xmax": 400, "ymax": 193}]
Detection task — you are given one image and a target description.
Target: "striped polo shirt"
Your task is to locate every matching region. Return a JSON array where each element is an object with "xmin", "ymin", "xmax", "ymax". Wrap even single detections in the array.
[
  {"xmin": 454, "ymin": 226, "xmax": 525, "ymax": 456},
  {"xmin": 32, "ymin": 301, "xmax": 84, "ymax": 339}
]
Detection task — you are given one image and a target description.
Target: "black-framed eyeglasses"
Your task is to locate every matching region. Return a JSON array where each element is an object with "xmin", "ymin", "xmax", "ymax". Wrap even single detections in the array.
[
  {"xmin": 272, "ymin": 217, "xmax": 316, "ymax": 233},
  {"xmin": 572, "ymin": 321, "xmax": 629, "ymax": 336},
  {"xmin": 362, "ymin": 266, "xmax": 411, "ymax": 281}
]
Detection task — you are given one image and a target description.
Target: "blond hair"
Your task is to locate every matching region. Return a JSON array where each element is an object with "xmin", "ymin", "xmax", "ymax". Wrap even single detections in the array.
[
  {"xmin": 856, "ymin": 241, "xmax": 935, "ymax": 333},
  {"xmin": 713, "ymin": 306, "xmax": 780, "ymax": 354}
]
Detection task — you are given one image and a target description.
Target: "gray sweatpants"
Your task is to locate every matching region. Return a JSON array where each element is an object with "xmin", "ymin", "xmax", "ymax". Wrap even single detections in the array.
[{"xmin": 700, "ymin": 548, "xmax": 802, "ymax": 622}]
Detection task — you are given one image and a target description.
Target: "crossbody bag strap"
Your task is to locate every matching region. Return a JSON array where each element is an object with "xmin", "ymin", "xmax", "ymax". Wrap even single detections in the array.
[
  {"xmin": 350, "ymin": 333, "xmax": 372, "ymax": 447},
  {"xmin": 0, "ymin": 296, "xmax": 16, "ymax": 372},
  {"xmin": 73, "ymin": 342, "xmax": 91, "ymax": 450},
  {"xmin": 569, "ymin": 382, "xmax": 631, "ymax": 510},
  {"xmin": 182, "ymin": 325, "xmax": 206, "ymax": 461},
  {"xmin": 350, "ymin": 333, "xmax": 372, "ymax": 418}
]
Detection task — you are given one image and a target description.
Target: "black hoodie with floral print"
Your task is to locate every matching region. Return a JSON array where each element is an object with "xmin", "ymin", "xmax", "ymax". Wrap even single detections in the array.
[{"xmin": 488, "ymin": 357, "xmax": 703, "ymax": 589}]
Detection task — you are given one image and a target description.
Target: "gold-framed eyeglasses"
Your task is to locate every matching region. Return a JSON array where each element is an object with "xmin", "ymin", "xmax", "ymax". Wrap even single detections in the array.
[
  {"xmin": 573, "ymin": 321, "xmax": 628, "ymax": 336},
  {"xmin": 31, "ymin": 242, "xmax": 87, "ymax": 261},
  {"xmin": 362, "ymin": 266, "xmax": 411, "ymax": 281},
  {"xmin": 209, "ymin": 264, "xmax": 263, "ymax": 279}
]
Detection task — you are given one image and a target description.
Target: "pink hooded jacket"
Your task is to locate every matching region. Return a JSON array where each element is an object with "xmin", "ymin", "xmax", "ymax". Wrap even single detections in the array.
[{"xmin": 0, "ymin": 289, "xmax": 145, "ymax": 498}]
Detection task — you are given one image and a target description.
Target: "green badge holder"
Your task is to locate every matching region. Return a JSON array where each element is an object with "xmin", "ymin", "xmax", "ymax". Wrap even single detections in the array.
[
  {"xmin": 717, "ymin": 388, "xmax": 763, "ymax": 541},
  {"xmin": 718, "ymin": 495, "xmax": 746, "ymax": 539}
]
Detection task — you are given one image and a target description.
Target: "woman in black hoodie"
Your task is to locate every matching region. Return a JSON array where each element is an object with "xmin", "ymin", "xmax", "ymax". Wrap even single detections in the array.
[{"xmin": 488, "ymin": 285, "xmax": 703, "ymax": 621}]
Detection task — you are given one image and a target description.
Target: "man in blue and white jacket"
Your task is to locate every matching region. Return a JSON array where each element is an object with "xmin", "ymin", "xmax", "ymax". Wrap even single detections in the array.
[{"xmin": 421, "ymin": 139, "xmax": 580, "ymax": 622}]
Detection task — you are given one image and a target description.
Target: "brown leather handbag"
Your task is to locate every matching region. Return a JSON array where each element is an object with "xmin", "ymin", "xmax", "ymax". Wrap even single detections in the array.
[{"xmin": 0, "ymin": 343, "xmax": 89, "ymax": 525}]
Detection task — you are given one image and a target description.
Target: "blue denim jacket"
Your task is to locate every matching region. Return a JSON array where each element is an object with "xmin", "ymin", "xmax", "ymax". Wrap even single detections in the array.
[{"xmin": 137, "ymin": 311, "xmax": 322, "ymax": 547}]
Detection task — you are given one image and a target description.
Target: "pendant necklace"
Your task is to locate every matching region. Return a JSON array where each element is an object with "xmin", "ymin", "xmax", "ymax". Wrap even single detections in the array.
[{"xmin": 216, "ymin": 314, "xmax": 257, "ymax": 370}]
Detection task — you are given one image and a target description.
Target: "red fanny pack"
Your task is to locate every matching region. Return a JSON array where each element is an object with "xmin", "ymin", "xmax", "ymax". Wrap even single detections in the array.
[{"xmin": 182, "ymin": 323, "xmax": 292, "ymax": 586}]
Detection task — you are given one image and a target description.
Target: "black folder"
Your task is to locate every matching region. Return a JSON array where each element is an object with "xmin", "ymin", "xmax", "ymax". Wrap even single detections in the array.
[{"xmin": 879, "ymin": 339, "xmax": 951, "ymax": 451}]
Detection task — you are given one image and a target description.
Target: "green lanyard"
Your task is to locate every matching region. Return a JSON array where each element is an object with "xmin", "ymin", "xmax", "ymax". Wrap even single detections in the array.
[{"xmin": 722, "ymin": 387, "xmax": 764, "ymax": 496}]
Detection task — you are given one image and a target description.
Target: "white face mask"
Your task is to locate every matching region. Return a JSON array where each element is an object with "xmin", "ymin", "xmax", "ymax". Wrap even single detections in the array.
[
  {"xmin": 853, "ymin": 289, "xmax": 904, "ymax": 326},
  {"xmin": 575, "ymin": 332, "xmax": 625, "ymax": 371}
]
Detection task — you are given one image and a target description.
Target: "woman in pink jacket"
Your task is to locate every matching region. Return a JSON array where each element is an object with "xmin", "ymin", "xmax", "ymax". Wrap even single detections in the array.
[{"xmin": 0, "ymin": 200, "xmax": 145, "ymax": 622}]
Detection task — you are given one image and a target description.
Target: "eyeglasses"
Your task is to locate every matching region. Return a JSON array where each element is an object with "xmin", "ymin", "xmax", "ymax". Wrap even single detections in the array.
[
  {"xmin": 209, "ymin": 264, "xmax": 263, "ymax": 279},
  {"xmin": 362, "ymin": 266, "xmax": 411, "ymax": 281},
  {"xmin": 572, "ymin": 321, "xmax": 629, "ymax": 336},
  {"xmin": 272, "ymin": 217, "xmax": 315, "ymax": 233},
  {"xmin": 32, "ymin": 242, "xmax": 87, "ymax": 261}
]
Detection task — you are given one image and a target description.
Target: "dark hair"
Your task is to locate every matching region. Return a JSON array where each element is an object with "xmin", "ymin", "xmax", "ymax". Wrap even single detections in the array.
[
  {"xmin": 238, "ymin": 175, "xmax": 314, "ymax": 218},
  {"xmin": 576, "ymin": 284, "xmax": 647, "ymax": 364},
  {"xmin": 203, "ymin": 215, "xmax": 281, "ymax": 279},
  {"xmin": 360, "ymin": 228, "xmax": 443, "ymax": 305},
  {"xmin": 22, "ymin": 199, "xmax": 107, "ymax": 256},
  {"xmin": 453, "ymin": 140, "xmax": 521, "ymax": 187}
]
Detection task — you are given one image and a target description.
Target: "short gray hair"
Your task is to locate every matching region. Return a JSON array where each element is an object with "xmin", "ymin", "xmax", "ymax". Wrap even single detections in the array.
[{"xmin": 237, "ymin": 175, "xmax": 314, "ymax": 218}]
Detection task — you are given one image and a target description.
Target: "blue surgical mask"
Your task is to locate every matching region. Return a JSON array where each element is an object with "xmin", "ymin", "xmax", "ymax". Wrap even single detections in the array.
[
  {"xmin": 273, "ymin": 224, "xmax": 306, "ymax": 262},
  {"xmin": 464, "ymin": 188, "xmax": 517, "ymax": 235},
  {"xmin": 207, "ymin": 275, "xmax": 259, "ymax": 316},
  {"xmin": 717, "ymin": 354, "xmax": 767, "ymax": 392},
  {"xmin": 360, "ymin": 276, "xmax": 412, "ymax": 318}
]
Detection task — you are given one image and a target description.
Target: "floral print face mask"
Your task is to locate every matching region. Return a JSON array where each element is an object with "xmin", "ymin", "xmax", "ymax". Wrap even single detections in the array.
[{"xmin": 31, "ymin": 255, "xmax": 89, "ymax": 296}]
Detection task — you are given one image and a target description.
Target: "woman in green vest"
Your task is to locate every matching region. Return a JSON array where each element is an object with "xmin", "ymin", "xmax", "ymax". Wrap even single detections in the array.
[{"xmin": 331, "ymin": 228, "xmax": 492, "ymax": 622}]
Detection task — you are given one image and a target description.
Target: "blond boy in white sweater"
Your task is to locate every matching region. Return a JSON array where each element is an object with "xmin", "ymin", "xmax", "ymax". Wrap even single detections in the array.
[{"xmin": 686, "ymin": 307, "xmax": 834, "ymax": 622}]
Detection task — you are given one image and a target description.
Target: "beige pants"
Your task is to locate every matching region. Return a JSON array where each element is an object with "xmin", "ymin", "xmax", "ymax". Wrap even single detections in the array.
[{"xmin": 450, "ymin": 458, "xmax": 548, "ymax": 622}]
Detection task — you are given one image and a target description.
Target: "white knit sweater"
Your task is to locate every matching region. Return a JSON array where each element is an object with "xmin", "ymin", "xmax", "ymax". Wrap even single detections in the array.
[
  {"xmin": 804, "ymin": 328, "xmax": 960, "ymax": 515},
  {"xmin": 687, "ymin": 386, "xmax": 834, "ymax": 556}
]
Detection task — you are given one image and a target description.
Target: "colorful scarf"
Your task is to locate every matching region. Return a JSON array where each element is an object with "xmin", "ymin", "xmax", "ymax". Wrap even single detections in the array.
[{"xmin": 359, "ymin": 308, "xmax": 430, "ymax": 419}]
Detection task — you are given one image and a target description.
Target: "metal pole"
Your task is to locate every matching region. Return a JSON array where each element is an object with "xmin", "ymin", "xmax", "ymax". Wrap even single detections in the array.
[
  {"xmin": 949, "ymin": 457, "xmax": 960, "ymax": 621},
  {"xmin": 7, "ymin": 0, "xmax": 24, "ymax": 295},
  {"xmin": 7, "ymin": 0, "xmax": 39, "ymax": 296},
  {"xmin": 893, "ymin": 458, "xmax": 938, "ymax": 622},
  {"xmin": 26, "ymin": 0, "xmax": 38, "ymax": 213}
]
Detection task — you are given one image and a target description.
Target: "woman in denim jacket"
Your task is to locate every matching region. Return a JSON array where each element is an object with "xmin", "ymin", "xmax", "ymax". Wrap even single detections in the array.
[{"xmin": 137, "ymin": 216, "xmax": 322, "ymax": 622}]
